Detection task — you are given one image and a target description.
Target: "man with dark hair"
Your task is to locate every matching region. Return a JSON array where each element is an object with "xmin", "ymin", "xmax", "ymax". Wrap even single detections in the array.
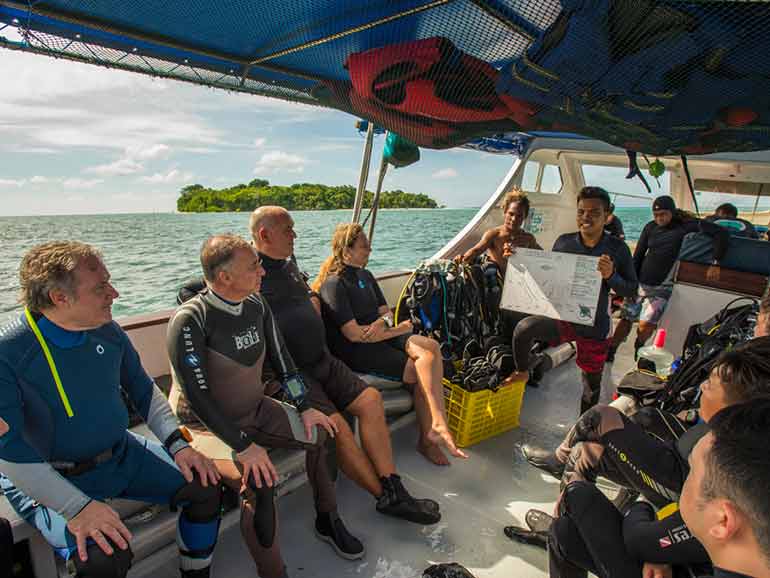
[
  {"xmin": 0, "ymin": 241, "xmax": 223, "ymax": 578},
  {"xmin": 509, "ymin": 336, "xmax": 770, "ymax": 578},
  {"xmin": 706, "ymin": 202, "xmax": 758, "ymax": 239},
  {"xmin": 507, "ymin": 186, "xmax": 638, "ymax": 414},
  {"xmin": 713, "ymin": 202, "xmax": 739, "ymax": 219},
  {"xmin": 681, "ymin": 400, "xmax": 770, "ymax": 578},
  {"xmin": 610, "ymin": 195, "xmax": 730, "ymax": 361},
  {"xmin": 459, "ymin": 189, "xmax": 542, "ymax": 271}
]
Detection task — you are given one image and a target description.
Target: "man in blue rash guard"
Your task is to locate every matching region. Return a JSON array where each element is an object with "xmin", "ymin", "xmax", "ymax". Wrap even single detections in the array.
[{"xmin": 0, "ymin": 241, "xmax": 222, "ymax": 578}]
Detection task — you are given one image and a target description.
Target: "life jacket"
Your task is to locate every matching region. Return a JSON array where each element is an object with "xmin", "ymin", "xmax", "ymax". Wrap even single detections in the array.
[{"xmin": 345, "ymin": 37, "xmax": 510, "ymax": 124}]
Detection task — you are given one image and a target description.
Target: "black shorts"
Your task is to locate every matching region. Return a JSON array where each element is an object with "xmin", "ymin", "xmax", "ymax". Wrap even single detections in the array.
[
  {"xmin": 332, "ymin": 335, "xmax": 410, "ymax": 382},
  {"xmin": 301, "ymin": 349, "xmax": 369, "ymax": 415}
]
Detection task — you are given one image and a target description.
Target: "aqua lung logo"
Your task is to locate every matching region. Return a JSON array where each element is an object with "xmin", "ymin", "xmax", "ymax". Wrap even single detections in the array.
[
  {"xmin": 358, "ymin": 279, "xmax": 366, "ymax": 289},
  {"xmin": 234, "ymin": 326, "xmax": 261, "ymax": 350},
  {"xmin": 185, "ymin": 353, "xmax": 201, "ymax": 368},
  {"xmin": 96, "ymin": 344, "xmax": 105, "ymax": 355}
]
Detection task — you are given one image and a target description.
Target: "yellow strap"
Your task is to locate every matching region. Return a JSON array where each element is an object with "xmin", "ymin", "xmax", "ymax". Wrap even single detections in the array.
[
  {"xmin": 24, "ymin": 308, "xmax": 74, "ymax": 418},
  {"xmin": 657, "ymin": 502, "xmax": 680, "ymax": 521}
]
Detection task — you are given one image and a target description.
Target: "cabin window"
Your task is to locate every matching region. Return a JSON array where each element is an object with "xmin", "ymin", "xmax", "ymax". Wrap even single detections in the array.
[
  {"xmin": 520, "ymin": 161, "xmax": 563, "ymax": 195},
  {"xmin": 581, "ymin": 164, "xmax": 670, "ymax": 202}
]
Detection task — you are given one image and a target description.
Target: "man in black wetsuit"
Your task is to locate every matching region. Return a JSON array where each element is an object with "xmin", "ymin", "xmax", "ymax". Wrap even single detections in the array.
[
  {"xmin": 248, "ymin": 207, "xmax": 442, "ymax": 524},
  {"xmin": 510, "ymin": 336, "xmax": 770, "ymax": 578},
  {"xmin": 507, "ymin": 186, "xmax": 639, "ymax": 414},
  {"xmin": 680, "ymin": 400, "xmax": 770, "ymax": 578},
  {"xmin": 609, "ymin": 195, "xmax": 729, "ymax": 361},
  {"xmin": 168, "ymin": 235, "xmax": 362, "ymax": 578},
  {"xmin": 705, "ymin": 203, "xmax": 759, "ymax": 239},
  {"xmin": 604, "ymin": 203, "xmax": 625, "ymax": 240}
]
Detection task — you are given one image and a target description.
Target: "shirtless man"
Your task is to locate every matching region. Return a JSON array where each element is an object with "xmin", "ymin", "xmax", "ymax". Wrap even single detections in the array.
[{"xmin": 459, "ymin": 190, "xmax": 541, "ymax": 270}]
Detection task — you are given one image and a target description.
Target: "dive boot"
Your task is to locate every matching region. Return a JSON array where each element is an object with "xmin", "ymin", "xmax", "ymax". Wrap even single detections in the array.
[
  {"xmin": 376, "ymin": 474, "xmax": 441, "ymax": 525},
  {"xmin": 521, "ymin": 444, "xmax": 564, "ymax": 479},
  {"xmin": 503, "ymin": 524, "xmax": 548, "ymax": 549},
  {"xmin": 314, "ymin": 511, "xmax": 365, "ymax": 560}
]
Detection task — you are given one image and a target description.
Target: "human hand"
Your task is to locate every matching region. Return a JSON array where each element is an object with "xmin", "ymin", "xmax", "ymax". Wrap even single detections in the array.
[
  {"xmin": 0, "ymin": 417, "xmax": 8, "ymax": 436},
  {"xmin": 174, "ymin": 446, "xmax": 220, "ymax": 487},
  {"xmin": 597, "ymin": 254, "xmax": 615, "ymax": 279},
  {"xmin": 67, "ymin": 500, "xmax": 132, "ymax": 562},
  {"xmin": 502, "ymin": 243, "xmax": 516, "ymax": 259},
  {"xmin": 705, "ymin": 265, "xmax": 720, "ymax": 282},
  {"xmin": 362, "ymin": 318, "xmax": 388, "ymax": 342},
  {"xmin": 397, "ymin": 319, "xmax": 414, "ymax": 335},
  {"xmin": 643, "ymin": 562, "xmax": 672, "ymax": 578},
  {"xmin": 301, "ymin": 408, "xmax": 338, "ymax": 441},
  {"xmin": 428, "ymin": 421, "xmax": 468, "ymax": 460},
  {"xmin": 236, "ymin": 443, "xmax": 279, "ymax": 489}
]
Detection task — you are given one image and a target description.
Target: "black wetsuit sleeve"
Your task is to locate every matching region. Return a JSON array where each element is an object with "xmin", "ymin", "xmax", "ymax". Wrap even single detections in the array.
[
  {"xmin": 693, "ymin": 219, "xmax": 729, "ymax": 263},
  {"xmin": 623, "ymin": 502, "xmax": 709, "ymax": 565},
  {"xmin": 633, "ymin": 223, "xmax": 652, "ymax": 276},
  {"xmin": 608, "ymin": 241, "xmax": 639, "ymax": 297},
  {"xmin": 319, "ymin": 276, "xmax": 356, "ymax": 327},
  {"xmin": 167, "ymin": 307, "xmax": 250, "ymax": 452}
]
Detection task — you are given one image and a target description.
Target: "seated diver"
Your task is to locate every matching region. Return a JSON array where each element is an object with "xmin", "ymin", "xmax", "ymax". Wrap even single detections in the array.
[
  {"xmin": 167, "ymin": 235, "xmax": 363, "ymax": 578},
  {"xmin": 506, "ymin": 336, "xmax": 770, "ymax": 578},
  {"xmin": 313, "ymin": 222, "xmax": 468, "ymax": 466},
  {"xmin": 457, "ymin": 190, "xmax": 542, "ymax": 344},
  {"xmin": 507, "ymin": 186, "xmax": 639, "ymax": 413},
  {"xmin": 679, "ymin": 399, "xmax": 770, "ymax": 578},
  {"xmin": 0, "ymin": 241, "xmax": 222, "ymax": 578}
]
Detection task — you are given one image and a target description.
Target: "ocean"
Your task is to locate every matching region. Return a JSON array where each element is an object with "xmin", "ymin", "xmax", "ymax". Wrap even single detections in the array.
[{"xmin": 0, "ymin": 207, "xmax": 653, "ymax": 323}]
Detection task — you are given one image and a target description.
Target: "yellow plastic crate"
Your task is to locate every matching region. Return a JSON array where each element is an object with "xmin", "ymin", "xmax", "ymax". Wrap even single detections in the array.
[{"xmin": 443, "ymin": 378, "xmax": 526, "ymax": 447}]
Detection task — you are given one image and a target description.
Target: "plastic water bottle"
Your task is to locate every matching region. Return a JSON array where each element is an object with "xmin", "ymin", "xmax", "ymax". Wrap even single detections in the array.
[{"xmin": 637, "ymin": 329, "xmax": 675, "ymax": 377}]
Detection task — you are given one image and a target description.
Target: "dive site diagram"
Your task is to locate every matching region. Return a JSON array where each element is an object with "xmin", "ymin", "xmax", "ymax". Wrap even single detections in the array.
[{"xmin": 500, "ymin": 248, "xmax": 602, "ymax": 326}]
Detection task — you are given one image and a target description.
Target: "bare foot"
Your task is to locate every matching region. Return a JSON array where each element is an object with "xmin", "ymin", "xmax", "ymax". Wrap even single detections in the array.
[
  {"xmin": 503, "ymin": 370, "xmax": 529, "ymax": 384},
  {"xmin": 418, "ymin": 439, "xmax": 450, "ymax": 466}
]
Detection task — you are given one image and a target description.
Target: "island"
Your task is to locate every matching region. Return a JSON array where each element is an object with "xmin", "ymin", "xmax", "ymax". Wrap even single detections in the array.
[{"xmin": 177, "ymin": 180, "xmax": 438, "ymax": 212}]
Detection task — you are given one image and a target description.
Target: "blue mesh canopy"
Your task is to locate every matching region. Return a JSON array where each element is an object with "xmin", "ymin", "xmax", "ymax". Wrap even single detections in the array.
[{"xmin": 1, "ymin": 0, "xmax": 769, "ymax": 155}]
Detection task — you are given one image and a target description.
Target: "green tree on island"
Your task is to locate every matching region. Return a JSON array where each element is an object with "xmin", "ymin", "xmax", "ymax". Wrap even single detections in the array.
[{"xmin": 176, "ymin": 180, "xmax": 438, "ymax": 212}]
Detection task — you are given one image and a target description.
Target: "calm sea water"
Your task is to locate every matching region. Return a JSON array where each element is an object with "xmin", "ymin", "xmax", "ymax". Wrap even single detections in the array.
[{"xmin": 0, "ymin": 207, "xmax": 652, "ymax": 323}]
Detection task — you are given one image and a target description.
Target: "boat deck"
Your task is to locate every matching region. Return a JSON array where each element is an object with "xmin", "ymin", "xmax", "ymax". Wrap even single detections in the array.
[{"xmin": 136, "ymin": 340, "xmax": 636, "ymax": 578}]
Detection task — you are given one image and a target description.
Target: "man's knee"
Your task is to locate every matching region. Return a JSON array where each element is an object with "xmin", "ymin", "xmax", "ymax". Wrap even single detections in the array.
[
  {"xmin": 568, "ymin": 404, "xmax": 624, "ymax": 445},
  {"xmin": 349, "ymin": 387, "xmax": 384, "ymax": 418},
  {"xmin": 559, "ymin": 481, "xmax": 603, "ymax": 519},
  {"xmin": 170, "ymin": 477, "xmax": 223, "ymax": 523},
  {"xmin": 72, "ymin": 544, "xmax": 133, "ymax": 578}
]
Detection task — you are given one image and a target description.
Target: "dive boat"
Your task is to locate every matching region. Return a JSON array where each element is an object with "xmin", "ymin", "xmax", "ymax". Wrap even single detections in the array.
[{"xmin": 2, "ymin": 2, "xmax": 770, "ymax": 577}]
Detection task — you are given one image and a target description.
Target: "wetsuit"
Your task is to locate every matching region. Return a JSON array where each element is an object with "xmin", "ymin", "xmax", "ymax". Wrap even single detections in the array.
[
  {"xmin": 0, "ymin": 313, "xmax": 220, "ymax": 574},
  {"xmin": 258, "ymin": 254, "xmax": 368, "ymax": 414},
  {"xmin": 604, "ymin": 215, "xmax": 625, "ymax": 240},
  {"xmin": 167, "ymin": 289, "xmax": 338, "ymax": 578},
  {"xmin": 320, "ymin": 266, "xmax": 411, "ymax": 381},
  {"xmin": 511, "ymin": 232, "xmax": 638, "ymax": 413}
]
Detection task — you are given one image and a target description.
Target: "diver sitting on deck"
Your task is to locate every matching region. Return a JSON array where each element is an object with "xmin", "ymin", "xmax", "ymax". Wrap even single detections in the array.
[
  {"xmin": 511, "ymin": 336, "xmax": 770, "ymax": 578},
  {"xmin": 679, "ymin": 400, "xmax": 770, "ymax": 578},
  {"xmin": 168, "ymin": 235, "xmax": 362, "ymax": 578},
  {"xmin": 609, "ymin": 195, "xmax": 730, "ymax": 362},
  {"xmin": 507, "ymin": 186, "xmax": 639, "ymax": 414},
  {"xmin": 249, "ymin": 207, "xmax": 446, "ymax": 520},
  {"xmin": 458, "ymin": 190, "xmax": 542, "ymax": 272},
  {"xmin": 313, "ymin": 222, "xmax": 468, "ymax": 467},
  {"xmin": 0, "ymin": 241, "xmax": 222, "ymax": 578}
]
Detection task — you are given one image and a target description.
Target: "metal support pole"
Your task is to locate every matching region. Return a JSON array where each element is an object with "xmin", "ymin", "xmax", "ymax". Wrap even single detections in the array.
[
  {"xmin": 353, "ymin": 122, "xmax": 375, "ymax": 223},
  {"xmin": 367, "ymin": 155, "xmax": 389, "ymax": 245}
]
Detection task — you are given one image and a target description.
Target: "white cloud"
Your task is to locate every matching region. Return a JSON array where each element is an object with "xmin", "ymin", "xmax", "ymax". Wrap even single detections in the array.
[
  {"xmin": 253, "ymin": 150, "xmax": 307, "ymax": 174},
  {"xmin": 29, "ymin": 176, "xmax": 50, "ymax": 184},
  {"xmin": 132, "ymin": 143, "xmax": 171, "ymax": 161},
  {"xmin": 432, "ymin": 168, "xmax": 459, "ymax": 179},
  {"xmin": 253, "ymin": 137, "xmax": 267, "ymax": 148},
  {"xmin": 65, "ymin": 195, "xmax": 85, "ymax": 202},
  {"xmin": 62, "ymin": 178, "xmax": 104, "ymax": 189},
  {"xmin": 317, "ymin": 142, "xmax": 355, "ymax": 152},
  {"xmin": 138, "ymin": 169, "xmax": 194, "ymax": 184},
  {"xmin": 85, "ymin": 158, "xmax": 144, "ymax": 176},
  {"xmin": 0, "ymin": 178, "xmax": 26, "ymax": 187}
]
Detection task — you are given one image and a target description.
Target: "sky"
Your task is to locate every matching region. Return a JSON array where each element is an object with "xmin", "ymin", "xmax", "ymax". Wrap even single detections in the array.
[
  {"xmin": 0, "ymin": 48, "xmax": 515, "ymax": 216},
  {"xmin": 1, "ymin": 41, "xmax": 766, "ymax": 216}
]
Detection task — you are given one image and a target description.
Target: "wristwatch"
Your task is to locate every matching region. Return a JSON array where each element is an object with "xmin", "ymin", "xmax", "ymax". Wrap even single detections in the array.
[
  {"xmin": 381, "ymin": 314, "xmax": 394, "ymax": 328},
  {"xmin": 164, "ymin": 426, "xmax": 193, "ymax": 455}
]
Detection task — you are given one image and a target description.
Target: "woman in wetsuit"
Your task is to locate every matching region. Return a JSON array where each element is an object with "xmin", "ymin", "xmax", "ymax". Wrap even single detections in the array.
[{"xmin": 312, "ymin": 223, "xmax": 466, "ymax": 466}]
